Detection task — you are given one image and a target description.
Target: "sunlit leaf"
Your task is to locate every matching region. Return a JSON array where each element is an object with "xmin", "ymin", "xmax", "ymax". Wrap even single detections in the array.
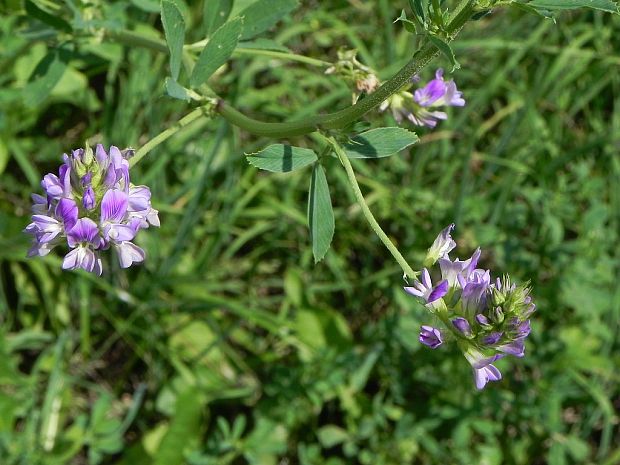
[
  {"xmin": 239, "ymin": 0, "xmax": 299, "ymax": 40},
  {"xmin": 308, "ymin": 163, "xmax": 334, "ymax": 263},
  {"xmin": 191, "ymin": 16, "xmax": 243, "ymax": 87},
  {"xmin": 246, "ymin": 144, "xmax": 317, "ymax": 172},
  {"xmin": 203, "ymin": 0, "xmax": 233, "ymax": 36},
  {"xmin": 344, "ymin": 127, "xmax": 419, "ymax": 159},
  {"xmin": 161, "ymin": 0, "xmax": 185, "ymax": 80}
]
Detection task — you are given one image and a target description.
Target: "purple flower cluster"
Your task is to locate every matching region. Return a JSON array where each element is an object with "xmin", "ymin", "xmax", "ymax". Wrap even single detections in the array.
[
  {"xmin": 405, "ymin": 225, "xmax": 535, "ymax": 389},
  {"xmin": 379, "ymin": 69, "xmax": 465, "ymax": 128},
  {"xmin": 24, "ymin": 145, "xmax": 159, "ymax": 275}
]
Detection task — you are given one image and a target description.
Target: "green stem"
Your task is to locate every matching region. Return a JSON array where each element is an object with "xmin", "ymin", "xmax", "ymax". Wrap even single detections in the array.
[
  {"xmin": 130, "ymin": 106, "xmax": 211, "ymax": 167},
  {"xmin": 328, "ymin": 136, "xmax": 418, "ymax": 280},
  {"xmin": 234, "ymin": 48, "xmax": 330, "ymax": 67},
  {"xmin": 185, "ymin": 39, "xmax": 330, "ymax": 67},
  {"xmin": 79, "ymin": 280, "xmax": 91, "ymax": 358}
]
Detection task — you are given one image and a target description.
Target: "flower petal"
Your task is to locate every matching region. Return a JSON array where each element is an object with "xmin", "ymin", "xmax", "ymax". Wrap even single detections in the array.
[
  {"xmin": 474, "ymin": 364, "xmax": 502, "ymax": 390},
  {"xmin": 428, "ymin": 280, "xmax": 448, "ymax": 303},
  {"xmin": 56, "ymin": 198, "xmax": 78, "ymax": 228},
  {"xmin": 100, "ymin": 189, "xmax": 128, "ymax": 223},
  {"xmin": 116, "ymin": 242, "xmax": 145, "ymax": 268},
  {"xmin": 67, "ymin": 218, "xmax": 101, "ymax": 248}
]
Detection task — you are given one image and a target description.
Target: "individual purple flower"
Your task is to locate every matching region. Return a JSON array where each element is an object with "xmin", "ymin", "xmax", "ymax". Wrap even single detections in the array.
[
  {"xmin": 63, "ymin": 218, "xmax": 103, "ymax": 275},
  {"xmin": 31, "ymin": 193, "xmax": 49, "ymax": 214},
  {"xmin": 98, "ymin": 189, "xmax": 146, "ymax": 268},
  {"xmin": 496, "ymin": 338, "xmax": 525, "ymax": 357},
  {"xmin": 100, "ymin": 189, "xmax": 136, "ymax": 242},
  {"xmin": 26, "ymin": 215, "xmax": 63, "ymax": 244},
  {"xmin": 473, "ymin": 364, "xmax": 502, "ymax": 390},
  {"xmin": 513, "ymin": 319, "xmax": 531, "ymax": 338},
  {"xmin": 24, "ymin": 198, "xmax": 78, "ymax": 246},
  {"xmin": 424, "ymin": 223, "xmax": 456, "ymax": 267},
  {"xmin": 127, "ymin": 185, "xmax": 160, "ymax": 228},
  {"xmin": 404, "ymin": 268, "xmax": 448, "ymax": 304},
  {"xmin": 413, "ymin": 71, "xmax": 448, "ymax": 106},
  {"xmin": 116, "ymin": 241, "xmax": 146, "ymax": 268},
  {"xmin": 451, "ymin": 317, "xmax": 472, "ymax": 337},
  {"xmin": 414, "ymin": 69, "xmax": 465, "ymax": 108},
  {"xmin": 82, "ymin": 186, "xmax": 95, "ymax": 210},
  {"xmin": 459, "ymin": 268, "xmax": 491, "ymax": 318},
  {"xmin": 419, "ymin": 326, "xmax": 443, "ymax": 349},
  {"xmin": 476, "ymin": 314, "xmax": 490, "ymax": 327},
  {"xmin": 462, "ymin": 347, "xmax": 505, "ymax": 391},
  {"xmin": 481, "ymin": 331, "xmax": 503, "ymax": 345},
  {"xmin": 438, "ymin": 247, "xmax": 481, "ymax": 286},
  {"xmin": 25, "ymin": 144, "xmax": 159, "ymax": 274},
  {"xmin": 41, "ymin": 173, "xmax": 64, "ymax": 198},
  {"xmin": 381, "ymin": 69, "xmax": 465, "ymax": 128}
]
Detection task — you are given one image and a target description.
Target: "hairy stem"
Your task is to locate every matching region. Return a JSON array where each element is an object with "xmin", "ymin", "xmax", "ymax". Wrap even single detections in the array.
[{"xmin": 328, "ymin": 136, "xmax": 418, "ymax": 279}]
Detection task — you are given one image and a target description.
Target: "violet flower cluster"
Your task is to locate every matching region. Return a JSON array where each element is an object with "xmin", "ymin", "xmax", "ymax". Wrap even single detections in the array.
[
  {"xmin": 405, "ymin": 224, "xmax": 535, "ymax": 389},
  {"xmin": 24, "ymin": 145, "xmax": 159, "ymax": 275},
  {"xmin": 379, "ymin": 69, "xmax": 465, "ymax": 127}
]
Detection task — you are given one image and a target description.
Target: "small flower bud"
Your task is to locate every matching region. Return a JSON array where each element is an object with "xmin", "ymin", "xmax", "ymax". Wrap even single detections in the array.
[
  {"xmin": 83, "ymin": 186, "xmax": 96, "ymax": 211},
  {"xmin": 424, "ymin": 223, "xmax": 456, "ymax": 267},
  {"xmin": 419, "ymin": 326, "xmax": 443, "ymax": 349},
  {"xmin": 475, "ymin": 313, "xmax": 491, "ymax": 327},
  {"xmin": 451, "ymin": 317, "xmax": 473, "ymax": 338},
  {"xmin": 83, "ymin": 145, "xmax": 94, "ymax": 165}
]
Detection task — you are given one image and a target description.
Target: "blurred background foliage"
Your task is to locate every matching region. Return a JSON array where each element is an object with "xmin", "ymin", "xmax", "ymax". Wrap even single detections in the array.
[{"xmin": 1, "ymin": 0, "xmax": 619, "ymax": 464}]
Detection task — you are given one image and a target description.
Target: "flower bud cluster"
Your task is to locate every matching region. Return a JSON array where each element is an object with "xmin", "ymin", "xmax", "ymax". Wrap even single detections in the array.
[
  {"xmin": 405, "ymin": 225, "xmax": 535, "ymax": 389},
  {"xmin": 325, "ymin": 49, "xmax": 380, "ymax": 103},
  {"xmin": 24, "ymin": 144, "xmax": 159, "ymax": 275}
]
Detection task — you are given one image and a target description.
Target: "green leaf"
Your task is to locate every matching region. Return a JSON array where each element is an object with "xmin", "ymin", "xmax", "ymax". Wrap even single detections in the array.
[
  {"xmin": 317, "ymin": 425, "xmax": 350, "ymax": 448},
  {"xmin": 246, "ymin": 144, "xmax": 318, "ymax": 173},
  {"xmin": 25, "ymin": 0, "xmax": 72, "ymax": 32},
  {"xmin": 349, "ymin": 346, "xmax": 381, "ymax": 392},
  {"xmin": 511, "ymin": 1, "xmax": 554, "ymax": 16},
  {"xmin": 153, "ymin": 387, "xmax": 206, "ymax": 465},
  {"xmin": 239, "ymin": 0, "xmax": 299, "ymax": 40},
  {"xmin": 428, "ymin": 34, "xmax": 460, "ymax": 71},
  {"xmin": 408, "ymin": 0, "xmax": 429, "ymax": 25},
  {"xmin": 308, "ymin": 163, "xmax": 334, "ymax": 263},
  {"xmin": 191, "ymin": 17, "xmax": 243, "ymax": 87},
  {"xmin": 344, "ymin": 127, "xmax": 419, "ymax": 159},
  {"xmin": 203, "ymin": 0, "xmax": 233, "ymax": 36},
  {"xmin": 528, "ymin": 0, "xmax": 619, "ymax": 13},
  {"xmin": 23, "ymin": 50, "xmax": 68, "ymax": 108},
  {"xmin": 295, "ymin": 307, "xmax": 352, "ymax": 356},
  {"xmin": 395, "ymin": 9, "xmax": 419, "ymax": 33},
  {"xmin": 164, "ymin": 78, "xmax": 190, "ymax": 101},
  {"xmin": 243, "ymin": 418, "xmax": 288, "ymax": 464},
  {"xmin": 161, "ymin": 0, "xmax": 186, "ymax": 80}
]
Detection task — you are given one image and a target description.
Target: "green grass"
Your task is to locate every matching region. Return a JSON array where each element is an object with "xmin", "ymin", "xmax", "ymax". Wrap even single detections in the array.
[{"xmin": 1, "ymin": 1, "xmax": 619, "ymax": 464}]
